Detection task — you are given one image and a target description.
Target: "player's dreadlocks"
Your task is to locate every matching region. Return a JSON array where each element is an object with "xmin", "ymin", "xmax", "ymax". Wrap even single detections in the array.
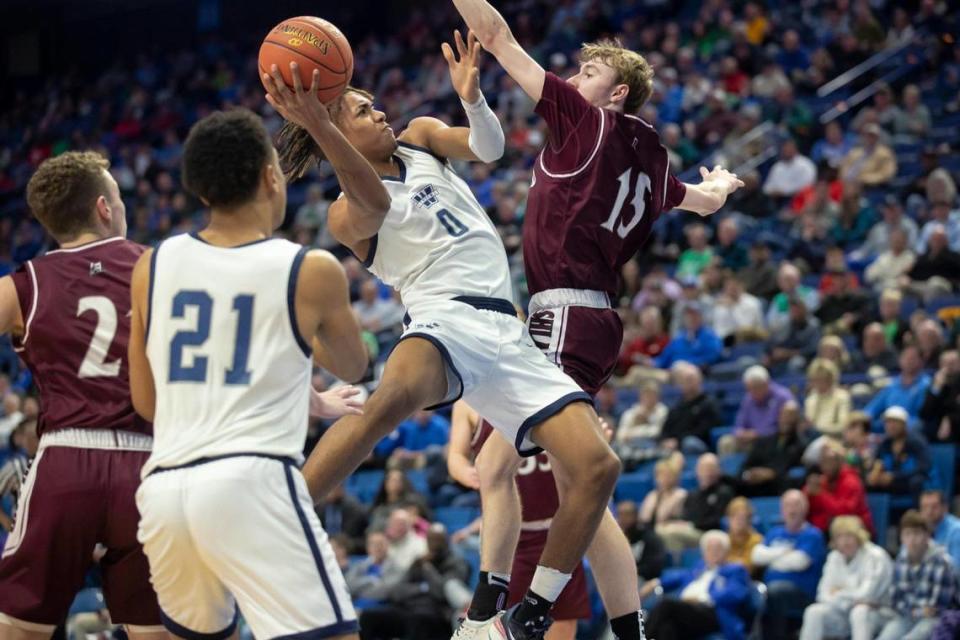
[{"xmin": 275, "ymin": 86, "xmax": 374, "ymax": 181}]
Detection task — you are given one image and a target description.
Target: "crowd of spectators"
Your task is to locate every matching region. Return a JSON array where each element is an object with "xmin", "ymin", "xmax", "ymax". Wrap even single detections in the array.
[{"xmin": 2, "ymin": 0, "xmax": 960, "ymax": 637}]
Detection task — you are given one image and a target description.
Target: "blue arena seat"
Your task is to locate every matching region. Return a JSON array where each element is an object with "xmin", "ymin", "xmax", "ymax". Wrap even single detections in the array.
[
  {"xmin": 930, "ymin": 444, "xmax": 956, "ymax": 501},
  {"xmin": 405, "ymin": 469, "xmax": 430, "ymax": 496},
  {"xmin": 750, "ymin": 497, "xmax": 782, "ymax": 533},
  {"xmin": 867, "ymin": 493, "xmax": 890, "ymax": 543},
  {"xmin": 434, "ymin": 506, "xmax": 480, "ymax": 533},
  {"xmin": 615, "ymin": 473, "xmax": 654, "ymax": 503},
  {"xmin": 710, "ymin": 426, "xmax": 735, "ymax": 450},
  {"xmin": 345, "ymin": 470, "xmax": 385, "ymax": 504},
  {"xmin": 719, "ymin": 452, "xmax": 747, "ymax": 477}
]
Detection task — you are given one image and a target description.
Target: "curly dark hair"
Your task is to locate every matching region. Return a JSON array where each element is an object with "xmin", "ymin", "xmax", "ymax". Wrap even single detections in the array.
[
  {"xmin": 276, "ymin": 86, "xmax": 373, "ymax": 182},
  {"xmin": 182, "ymin": 108, "xmax": 274, "ymax": 208}
]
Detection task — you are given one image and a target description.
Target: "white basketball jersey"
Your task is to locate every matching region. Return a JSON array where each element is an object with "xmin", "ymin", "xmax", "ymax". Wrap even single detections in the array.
[
  {"xmin": 365, "ymin": 142, "xmax": 514, "ymax": 311},
  {"xmin": 143, "ymin": 233, "xmax": 312, "ymax": 475}
]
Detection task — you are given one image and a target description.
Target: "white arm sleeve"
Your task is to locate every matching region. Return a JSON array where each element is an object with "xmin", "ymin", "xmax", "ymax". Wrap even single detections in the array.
[
  {"xmin": 771, "ymin": 549, "xmax": 812, "ymax": 572},
  {"xmin": 462, "ymin": 93, "xmax": 505, "ymax": 163}
]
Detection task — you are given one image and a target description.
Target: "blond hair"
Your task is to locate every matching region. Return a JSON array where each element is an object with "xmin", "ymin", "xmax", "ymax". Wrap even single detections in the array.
[
  {"xmin": 26, "ymin": 151, "xmax": 110, "ymax": 241},
  {"xmin": 806, "ymin": 357, "xmax": 840, "ymax": 387},
  {"xmin": 830, "ymin": 515, "xmax": 870, "ymax": 545},
  {"xmin": 726, "ymin": 496, "xmax": 754, "ymax": 518},
  {"xmin": 579, "ymin": 39, "xmax": 653, "ymax": 114}
]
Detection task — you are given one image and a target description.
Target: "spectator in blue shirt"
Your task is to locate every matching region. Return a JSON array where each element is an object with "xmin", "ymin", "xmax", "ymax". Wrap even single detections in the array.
[
  {"xmin": 867, "ymin": 406, "xmax": 932, "ymax": 498},
  {"xmin": 866, "ymin": 346, "xmax": 932, "ymax": 430},
  {"xmin": 375, "ymin": 410, "xmax": 450, "ymax": 464},
  {"xmin": 874, "ymin": 510, "xmax": 957, "ymax": 640},
  {"xmin": 776, "ymin": 30, "xmax": 811, "ymax": 78},
  {"xmin": 654, "ymin": 303, "xmax": 723, "ymax": 370},
  {"xmin": 920, "ymin": 490, "xmax": 960, "ymax": 568},
  {"xmin": 811, "ymin": 121, "xmax": 853, "ymax": 169},
  {"xmin": 751, "ymin": 489, "xmax": 827, "ymax": 640}
]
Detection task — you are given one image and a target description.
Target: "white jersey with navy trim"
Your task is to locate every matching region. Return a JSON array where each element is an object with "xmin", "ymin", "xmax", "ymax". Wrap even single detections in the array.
[
  {"xmin": 364, "ymin": 142, "xmax": 514, "ymax": 311},
  {"xmin": 142, "ymin": 233, "xmax": 312, "ymax": 476}
]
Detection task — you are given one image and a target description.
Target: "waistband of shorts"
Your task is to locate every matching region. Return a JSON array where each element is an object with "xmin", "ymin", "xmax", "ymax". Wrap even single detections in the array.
[
  {"xmin": 404, "ymin": 295, "xmax": 517, "ymax": 326},
  {"xmin": 529, "ymin": 289, "xmax": 612, "ymax": 313},
  {"xmin": 39, "ymin": 428, "xmax": 153, "ymax": 452},
  {"xmin": 146, "ymin": 452, "xmax": 299, "ymax": 476},
  {"xmin": 521, "ymin": 517, "xmax": 553, "ymax": 532}
]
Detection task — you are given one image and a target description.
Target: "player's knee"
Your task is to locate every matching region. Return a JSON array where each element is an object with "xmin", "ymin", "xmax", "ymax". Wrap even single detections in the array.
[
  {"xmin": 570, "ymin": 446, "xmax": 620, "ymax": 496},
  {"xmin": 476, "ymin": 446, "xmax": 520, "ymax": 490}
]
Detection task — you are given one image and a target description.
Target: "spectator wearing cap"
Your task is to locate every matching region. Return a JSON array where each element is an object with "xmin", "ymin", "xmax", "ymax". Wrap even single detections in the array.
[
  {"xmin": 712, "ymin": 275, "xmax": 767, "ymax": 345},
  {"xmin": 867, "ymin": 406, "xmax": 932, "ymax": 498},
  {"xmin": 763, "ymin": 139, "xmax": 817, "ymax": 199},
  {"xmin": 720, "ymin": 365, "xmax": 796, "ymax": 454},
  {"xmin": 738, "ymin": 400, "xmax": 807, "ymax": 496},
  {"xmin": 752, "ymin": 490, "xmax": 827, "ymax": 640},
  {"xmin": 864, "ymin": 227, "xmax": 916, "ymax": 292},
  {"xmin": 920, "ymin": 489, "xmax": 960, "ymax": 568},
  {"xmin": 812, "ymin": 121, "xmax": 854, "ymax": 169},
  {"xmin": 902, "ymin": 224, "xmax": 960, "ymax": 302},
  {"xmin": 766, "ymin": 263, "xmax": 821, "ymax": 337},
  {"xmin": 714, "ymin": 218, "xmax": 748, "ymax": 271},
  {"xmin": 676, "ymin": 223, "xmax": 714, "ymax": 280},
  {"xmin": 873, "ymin": 510, "xmax": 955, "ymax": 640},
  {"xmin": 805, "ymin": 439, "xmax": 874, "ymax": 535},
  {"xmin": 799, "ymin": 516, "xmax": 893, "ymax": 640},
  {"xmin": 839, "ymin": 123, "xmax": 897, "ymax": 187},
  {"xmin": 659, "ymin": 362, "xmax": 722, "ymax": 455},
  {"xmin": 654, "ymin": 303, "xmax": 723, "ymax": 370},
  {"xmin": 865, "ymin": 346, "xmax": 932, "ymax": 428},
  {"xmin": 857, "ymin": 195, "xmax": 919, "ymax": 260},
  {"xmin": 917, "ymin": 201, "xmax": 960, "ymax": 254}
]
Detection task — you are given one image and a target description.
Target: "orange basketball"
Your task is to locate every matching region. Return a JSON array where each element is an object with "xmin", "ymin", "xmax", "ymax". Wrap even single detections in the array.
[{"xmin": 259, "ymin": 16, "xmax": 353, "ymax": 104}]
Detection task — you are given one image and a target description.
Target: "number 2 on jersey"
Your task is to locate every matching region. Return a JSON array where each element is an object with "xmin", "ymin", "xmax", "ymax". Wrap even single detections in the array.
[
  {"xmin": 169, "ymin": 291, "xmax": 254, "ymax": 384},
  {"xmin": 600, "ymin": 168, "xmax": 651, "ymax": 239}
]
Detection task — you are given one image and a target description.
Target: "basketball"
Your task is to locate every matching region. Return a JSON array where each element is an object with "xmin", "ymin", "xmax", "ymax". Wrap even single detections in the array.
[{"xmin": 259, "ymin": 16, "xmax": 353, "ymax": 104}]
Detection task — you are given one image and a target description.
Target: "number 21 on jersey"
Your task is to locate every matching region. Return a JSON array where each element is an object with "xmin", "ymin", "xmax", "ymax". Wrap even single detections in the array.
[
  {"xmin": 168, "ymin": 291, "xmax": 254, "ymax": 384},
  {"xmin": 601, "ymin": 169, "xmax": 651, "ymax": 239}
]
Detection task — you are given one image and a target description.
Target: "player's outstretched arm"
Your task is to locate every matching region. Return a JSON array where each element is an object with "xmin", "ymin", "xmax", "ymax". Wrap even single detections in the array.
[
  {"xmin": 679, "ymin": 166, "xmax": 746, "ymax": 217},
  {"xmin": 128, "ymin": 250, "xmax": 157, "ymax": 422},
  {"xmin": 447, "ymin": 399, "xmax": 481, "ymax": 489},
  {"xmin": 296, "ymin": 250, "xmax": 368, "ymax": 383},
  {"xmin": 451, "ymin": 0, "xmax": 546, "ymax": 101},
  {"xmin": 264, "ymin": 63, "xmax": 391, "ymax": 246},
  {"xmin": 402, "ymin": 30, "xmax": 504, "ymax": 163},
  {"xmin": 0, "ymin": 276, "xmax": 23, "ymax": 338}
]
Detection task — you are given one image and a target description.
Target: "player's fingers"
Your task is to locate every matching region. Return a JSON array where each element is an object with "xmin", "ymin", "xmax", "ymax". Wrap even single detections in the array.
[
  {"xmin": 455, "ymin": 29, "xmax": 468, "ymax": 58},
  {"xmin": 338, "ymin": 386, "xmax": 362, "ymax": 398},
  {"xmin": 309, "ymin": 68, "xmax": 320, "ymax": 95},
  {"xmin": 269, "ymin": 65, "xmax": 289, "ymax": 96},
  {"xmin": 700, "ymin": 166, "xmax": 709, "ymax": 179},
  {"xmin": 441, "ymin": 42, "xmax": 455, "ymax": 65},
  {"xmin": 289, "ymin": 62, "xmax": 304, "ymax": 94},
  {"xmin": 264, "ymin": 93, "xmax": 287, "ymax": 116}
]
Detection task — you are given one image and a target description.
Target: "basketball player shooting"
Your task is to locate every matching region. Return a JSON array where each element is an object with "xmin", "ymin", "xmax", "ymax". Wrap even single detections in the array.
[
  {"xmin": 450, "ymin": 2, "xmax": 744, "ymax": 640},
  {"xmin": 266, "ymin": 31, "xmax": 627, "ymax": 640}
]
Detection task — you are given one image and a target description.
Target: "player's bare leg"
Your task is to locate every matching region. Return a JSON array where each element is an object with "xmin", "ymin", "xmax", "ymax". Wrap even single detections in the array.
[
  {"xmin": 126, "ymin": 629, "xmax": 171, "ymax": 640},
  {"xmin": 462, "ymin": 431, "xmax": 522, "ymax": 624},
  {"xmin": 544, "ymin": 620, "xmax": 576, "ymax": 640},
  {"xmin": 302, "ymin": 337, "xmax": 449, "ymax": 502},
  {"xmin": 550, "ymin": 458, "xmax": 643, "ymax": 624},
  {"xmin": 0, "ymin": 623, "xmax": 49, "ymax": 640}
]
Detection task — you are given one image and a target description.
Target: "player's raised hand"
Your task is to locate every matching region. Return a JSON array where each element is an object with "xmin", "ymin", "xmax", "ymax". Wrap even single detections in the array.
[
  {"xmin": 699, "ymin": 165, "xmax": 745, "ymax": 195},
  {"xmin": 263, "ymin": 62, "xmax": 331, "ymax": 129},
  {"xmin": 441, "ymin": 30, "xmax": 482, "ymax": 104},
  {"xmin": 309, "ymin": 384, "xmax": 365, "ymax": 419}
]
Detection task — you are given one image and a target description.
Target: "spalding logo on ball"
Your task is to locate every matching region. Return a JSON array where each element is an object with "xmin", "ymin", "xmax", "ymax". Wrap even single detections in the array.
[{"xmin": 259, "ymin": 16, "xmax": 354, "ymax": 104}]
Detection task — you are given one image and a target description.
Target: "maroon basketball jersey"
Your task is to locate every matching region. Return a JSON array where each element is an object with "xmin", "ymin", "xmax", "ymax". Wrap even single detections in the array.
[
  {"xmin": 524, "ymin": 72, "xmax": 687, "ymax": 297},
  {"xmin": 11, "ymin": 237, "xmax": 151, "ymax": 437},
  {"xmin": 472, "ymin": 419, "xmax": 559, "ymax": 522}
]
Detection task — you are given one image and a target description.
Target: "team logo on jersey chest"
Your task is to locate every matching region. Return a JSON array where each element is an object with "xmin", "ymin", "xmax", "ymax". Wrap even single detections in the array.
[
  {"xmin": 89, "ymin": 261, "xmax": 103, "ymax": 276},
  {"xmin": 411, "ymin": 184, "xmax": 439, "ymax": 209}
]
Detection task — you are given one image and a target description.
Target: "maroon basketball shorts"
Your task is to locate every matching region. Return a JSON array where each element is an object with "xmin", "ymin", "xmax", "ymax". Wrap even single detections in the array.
[
  {"xmin": 527, "ymin": 289, "xmax": 623, "ymax": 395},
  {"xmin": 508, "ymin": 528, "xmax": 591, "ymax": 620},
  {"xmin": 0, "ymin": 429, "xmax": 161, "ymax": 631}
]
